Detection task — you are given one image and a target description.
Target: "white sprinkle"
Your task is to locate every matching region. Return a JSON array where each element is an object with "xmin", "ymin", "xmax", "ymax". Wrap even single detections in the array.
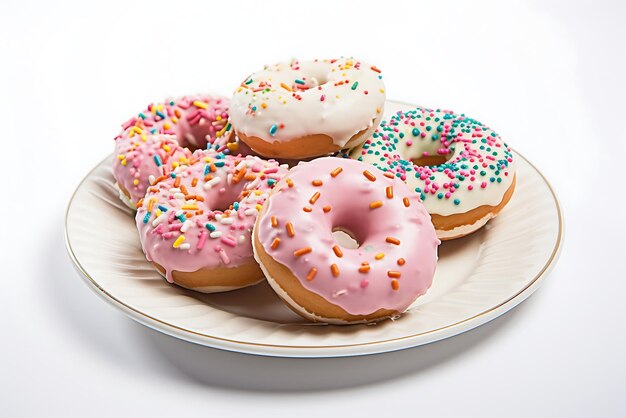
[
  {"xmin": 244, "ymin": 208, "xmax": 258, "ymax": 216},
  {"xmin": 180, "ymin": 220, "xmax": 192, "ymax": 233},
  {"xmin": 245, "ymin": 177, "xmax": 260, "ymax": 190},
  {"xmin": 175, "ymin": 210, "xmax": 184, "ymax": 217},
  {"xmin": 148, "ymin": 175, "xmax": 156, "ymax": 185},
  {"xmin": 169, "ymin": 188, "xmax": 181, "ymax": 194},
  {"xmin": 220, "ymin": 217, "xmax": 234, "ymax": 225},
  {"xmin": 332, "ymin": 290, "xmax": 347, "ymax": 298},
  {"xmin": 174, "ymin": 192, "xmax": 185, "ymax": 200},
  {"xmin": 215, "ymin": 213, "xmax": 223, "ymax": 221},
  {"xmin": 227, "ymin": 173, "xmax": 233, "ymax": 184},
  {"xmin": 178, "ymin": 243, "xmax": 191, "ymax": 250},
  {"xmin": 235, "ymin": 160, "xmax": 246, "ymax": 171},
  {"xmin": 151, "ymin": 213, "xmax": 167, "ymax": 227},
  {"xmin": 245, "ymin": 158, "xmax": 255, "ymax": 167},
  {"xmin": 238, "ymin": 235, "xmax": 246, "ymax": 244},
  {"xmin": 210, "ymin": 231, "xmax": 223, "ymax": 239},
  {"xmin": 203, "ymin": 176, "xmax": 222, "ymax": 189}
]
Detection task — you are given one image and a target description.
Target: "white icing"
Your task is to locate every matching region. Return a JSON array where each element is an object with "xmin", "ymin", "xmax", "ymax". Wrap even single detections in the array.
[
  {"xmin": 351, "ymin": 108, "xmax": 516, "ymax": 217},
  {"xmin": 436, "ymin": 213, "xmax": 492, "ymax": 239},
  {"xmin": 230, "ymin": 58, "xmax": 386, "ymax": 147},
  {"xmin": 115, "ymin": 182, "xmax": 137, "ymax": 210}
]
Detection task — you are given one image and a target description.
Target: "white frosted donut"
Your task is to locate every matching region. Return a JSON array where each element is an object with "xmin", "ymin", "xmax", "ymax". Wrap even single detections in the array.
[
  {"xmin": 349, "ymin": 107, "xmax": 516, "ymax": 240},
  {"xmin": 230, "ymin": 58, "xmax": 386, "ymax": 159}
]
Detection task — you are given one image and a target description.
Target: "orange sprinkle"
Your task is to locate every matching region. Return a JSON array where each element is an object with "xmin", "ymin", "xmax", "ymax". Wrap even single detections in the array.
[
  {"xmin": 370, "ymin": 201, "xmax": 383, "ymax": 209},
  {"xmin": 375, "ymin": 253, "xmax": 385, "ymax": 260},
  {"xmin": 330, "ymin": 263, "xmax": 340, "ymax": 277},
  {"xmin": 195, "ymin": 195, "xmax": 205, "ymax": 202},
  {"xmin": 332, "ymin": 245, "xmax": 343, "ymax": 258},
  {"xmin": 245, "ymin": 174, "xmax": 257, "ymax": 181},
  {"xmin": 391, "ymin": 279, "xmax": 400, "ymax": 291},
  {"xmin": 153, "ymin": 175, "xmax": 167, "ymax": 185},
  {"xmin": 180, "ymin": 184, "xmax": 189, "ymax": 195},
  {"xmin": 147, "ymin": 198, "xmax": 156, "ymax": 212},
  {"xmin": 286, "ymin": 222, "xmax": 295, "ymax": 237},
  {"xmin": 309, "ymin": 192, "xmax": 320, "ymax": 204},
  {"xmin": 403, "ymin": 197, "xmax": 410, "ymax": 207},
  {"xmin": 323, "ymin": 205, "xmax": 332, "ymax": 213},
  {"xmin": 388, "ymin": 271, "xmax": 401, "ymax": 279},
  {"xmin": 397, "ymin": 258, "xmax": 406, "ymax": 266},
  {"xmin": 136, "ymin": 198, "xmax": 144, "ymax": 208},
  {"xmin": 386, "ymin": 237, "xmax": 401, "ymax": 245},
  {"xmin": 303, "ymin": 206, "xmax": 312, "ymax": 212},
  {"xmin": 383, "ymin": 172, "xmax": 395, "ymax": 179},
  {"xmin": 306, "ymin": 268, "xmax": 318, "ymax": 281},
  {"xmin": 358, "ymin": 265, "xmax": 370, "ymax": 273},
  {"xmin": 312, "ymin": 180, "xmax": 323, "ymax": 186},
  {"xmin": 173, "ymin": 176, "xmax": 181, "ymax": 188},
  {"xmin": 286, "ymin": 178, "xmax": 294, "ymax": 187},
  {"xmin": 363, "ymin": 170, "xmax": 376, "ymax": 181},
  {"xmin": 191, "ymin": 178, "xmax": 198, "ymax": 187},
  {"xmin": 294, "ymin": 247, "xmax": 312, "ymax": 257},
  {"xmin": 371, "ymin": 65, "xmax": 382, "ymax": 73},
  {"xmin": 270, "ymin": 238, "xmax": 281, "ymax": 250},
  {"xmin": 271, "ymin": 216, "xmax": 278, "ymax": 227},
  {"xmin": 204, "ymin": 174, "xmax": 213, "ymax": 182},
  {"xmin": 148, "ymin": 187, "xmax": 159, "ymax": 193},
  {"xmin": 386, "ymin": 186, "xmax": 393, "ymax": 199},
  {"xmin": 233, "ymin": 168, "xmax": 247, "ymax": 183},
  {"xmin": 330, "ymin": 167, "xmax": 343, "ymax": 177},
  {"xmin": 280, "ymin": 82, "xmax": 292, "ymax": 92}
]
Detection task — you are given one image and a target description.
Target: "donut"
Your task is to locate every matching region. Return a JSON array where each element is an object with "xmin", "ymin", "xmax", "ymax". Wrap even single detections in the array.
[
  {"xmin": 136, "ymin": 148, "xmax": 288, "ymax": 293},
  {"xmin": 348, "ymin": 107, "xmax": 516, "ymax": 240},
  {"xmin": 230, "ymin": 58, "xmax": 386, "ymax": 159},
  {"xmin": 253, "ymin": 157, "xmax": 439, "ymax": 324},
  {"xmin": 113, "ymin": 95, "xmax": 234, "ymax": 207}
]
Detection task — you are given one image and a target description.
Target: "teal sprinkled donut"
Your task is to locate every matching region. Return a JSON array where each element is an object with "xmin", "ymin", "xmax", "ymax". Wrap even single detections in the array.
[{"xmin": 348, "ymin": 107, "xmax": 516, "ymax": 240}]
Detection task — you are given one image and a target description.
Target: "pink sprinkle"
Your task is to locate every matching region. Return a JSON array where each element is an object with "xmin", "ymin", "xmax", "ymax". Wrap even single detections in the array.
[
  {"xmin": 169, "ymin": 222, "xmax": 183, "ymax": 231},
  {"xmin": 320, "ymin": 94, "xmax": 326, "ymax": 101},
  {"xmin": 360, "ymin": 279, "xmax": 369, "ymax": 288},
  {"xmin": 214, "ymin": 245, "xmax": 230, "ymax": 264},
  {"xmin": 197, "ymin": 231, "xmax": 208, "ymax": 250},
  {"xmin": 481, "ymin": 182, "xmax": 487, "ymax": 188},
  {"xmin": 220, "ymin": 236, "xmax": 237, "ymax": 247},
  {"xmin": 468, "ymin": 185, "xmax": 474, "ymax": 190},
  {"xmin": 186, "ymin": 109, "xmax": 201, "ymax": 121}
]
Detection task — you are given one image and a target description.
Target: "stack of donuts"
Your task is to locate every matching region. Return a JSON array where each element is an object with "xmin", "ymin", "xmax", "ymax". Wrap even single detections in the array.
[{"xmin": 113, "ymin": 57, "xmax": 516, "ymax": 324}]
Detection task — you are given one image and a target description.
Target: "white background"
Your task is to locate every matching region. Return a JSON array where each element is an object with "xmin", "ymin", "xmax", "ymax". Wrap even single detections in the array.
[{"xmin": 1, "ymin": 0, "xmax": 625, "ymax": 416}]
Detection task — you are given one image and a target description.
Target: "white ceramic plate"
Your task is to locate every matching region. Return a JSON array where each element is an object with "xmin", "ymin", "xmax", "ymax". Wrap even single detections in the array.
[{"xmin": 65, "ymin": 101, "xmax": 563, "ymax": 358}]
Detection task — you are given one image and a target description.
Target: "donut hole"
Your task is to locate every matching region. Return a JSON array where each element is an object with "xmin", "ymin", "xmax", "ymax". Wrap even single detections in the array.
[
  {"xmin": 206, "ymin": 185, "xmax": 246, "ymax": 212},
  {"xmin": 332, "ymin": 227, "xmax": 361, "ymax": 250},
  {"xmin": 411, "ymin": 152, "xmax": 453, "ymax": 167}
]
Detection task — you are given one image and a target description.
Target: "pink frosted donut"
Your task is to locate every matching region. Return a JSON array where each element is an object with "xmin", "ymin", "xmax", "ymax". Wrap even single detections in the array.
[
  {"xmin": 113, "ymin": 95, "xmax": 234, "ymax": 207},
  {"xmin": 253, "ymin": 157, "xmax": 439, "ymax": 324},
  {"xmin": 136, "ymin": 148, "xmax": 288, "ymax": 293}
]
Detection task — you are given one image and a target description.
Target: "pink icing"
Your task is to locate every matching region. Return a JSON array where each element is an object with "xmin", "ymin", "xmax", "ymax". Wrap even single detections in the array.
[
  {"xmin": 136, "ymin": 149, "xmax": 288, "ymax": 283},
  {"xmin": 113, "ymin": 95, "xmax": 232, "ymax": 204},
  {"xmin": 257, "ymin": 157, "xmax": 439, "ymax": 316}
]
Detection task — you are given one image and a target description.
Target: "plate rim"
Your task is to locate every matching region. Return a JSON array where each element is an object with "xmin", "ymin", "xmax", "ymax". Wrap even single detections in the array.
[{"xmin": 64, "ymin": 119, "xmax": 564, "ymax": 358}]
